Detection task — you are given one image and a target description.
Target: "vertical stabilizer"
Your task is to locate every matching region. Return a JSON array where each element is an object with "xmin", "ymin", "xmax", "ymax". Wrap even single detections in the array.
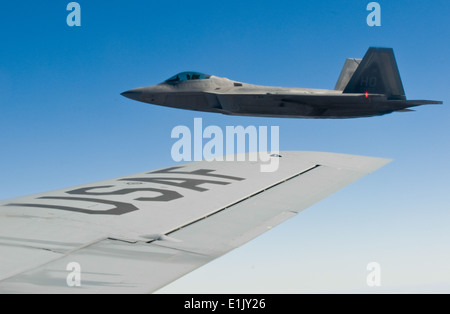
[
  {"xmin": 335, "ymin": 58, "xmax": 361, "ymax": 91},
  {"xmin": 343, "ymin": 47, "xmax": 406, "ymax": 100}
]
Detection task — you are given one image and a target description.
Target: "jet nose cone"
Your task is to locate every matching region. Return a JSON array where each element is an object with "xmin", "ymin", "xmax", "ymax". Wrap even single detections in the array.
[
  {"xmin": 121, "ymin": 87, "xmax": 146, "ymax": 101},
  {"xmin": 121, "ymin": 85, "xmax": 166, "ymax": 105}
]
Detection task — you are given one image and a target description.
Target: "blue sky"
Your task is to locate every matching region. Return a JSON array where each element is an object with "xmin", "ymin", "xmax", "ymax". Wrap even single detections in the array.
[{"xmin": 1, "ymin": 1, "xmax": 449, "ymax": 293}]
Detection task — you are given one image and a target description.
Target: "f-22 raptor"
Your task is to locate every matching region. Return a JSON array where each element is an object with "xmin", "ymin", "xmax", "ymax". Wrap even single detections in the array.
[{"xmin": 122, "ymin": 48, "xmax": 442, "ymax": 118}]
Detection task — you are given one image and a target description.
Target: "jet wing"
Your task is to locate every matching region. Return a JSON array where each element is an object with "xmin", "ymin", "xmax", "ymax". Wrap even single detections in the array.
[{"xmin": 0, "ymin": 151, "xmax": 390, "ymax": 293}]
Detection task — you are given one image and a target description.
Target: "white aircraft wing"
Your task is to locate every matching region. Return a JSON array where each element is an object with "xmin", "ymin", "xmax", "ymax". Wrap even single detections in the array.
[{"xmin": 0, "ymin": 151, "xmax": 390, "ymax": 293}]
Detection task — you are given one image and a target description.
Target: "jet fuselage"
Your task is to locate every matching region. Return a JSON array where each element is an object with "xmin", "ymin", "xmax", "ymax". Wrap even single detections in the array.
[{"xmin": 122, "ymin": 48, "xmax": 442, "ymax": 118}]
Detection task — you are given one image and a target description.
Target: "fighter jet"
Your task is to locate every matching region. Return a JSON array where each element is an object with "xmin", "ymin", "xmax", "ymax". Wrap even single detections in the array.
[{"xmin": 122, "ymin": 47, "xmax": 442, "ymax": 118}]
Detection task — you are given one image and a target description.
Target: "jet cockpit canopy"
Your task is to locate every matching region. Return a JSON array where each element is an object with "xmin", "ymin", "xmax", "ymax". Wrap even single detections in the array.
[{"xmin": 165, "ymin": 72, "xmax": 211, "ymax": 84}]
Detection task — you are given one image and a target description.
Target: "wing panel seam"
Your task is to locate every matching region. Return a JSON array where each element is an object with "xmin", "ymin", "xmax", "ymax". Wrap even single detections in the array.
[{"xmin": 161, "ymin": 164, "xmax": 321, "ymax": 239}]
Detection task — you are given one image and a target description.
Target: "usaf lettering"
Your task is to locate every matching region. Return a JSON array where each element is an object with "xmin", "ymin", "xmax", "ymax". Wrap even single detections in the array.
[{"xmin": 6, "ymin": 167, "xmax": 244, "ymax": 215}]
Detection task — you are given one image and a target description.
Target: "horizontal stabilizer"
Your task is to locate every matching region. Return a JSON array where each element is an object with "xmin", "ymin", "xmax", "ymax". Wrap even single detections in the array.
[{"xmin": 404, "ymin": 100, "xmax": 443, "ymax": 106}]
